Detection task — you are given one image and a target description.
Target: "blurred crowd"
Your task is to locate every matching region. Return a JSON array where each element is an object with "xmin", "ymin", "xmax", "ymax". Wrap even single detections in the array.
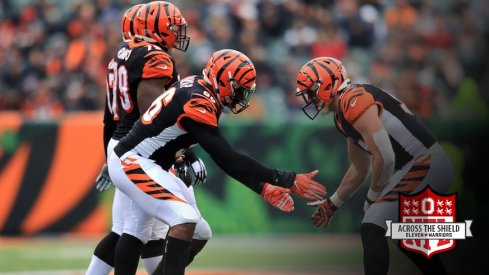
[{"xmin": 0, "ymin": 0, "xmax": 487, "ymax": 121}]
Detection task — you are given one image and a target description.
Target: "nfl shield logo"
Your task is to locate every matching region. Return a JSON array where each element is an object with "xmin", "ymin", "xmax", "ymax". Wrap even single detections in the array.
[{"xmin": 399, "ymin": 186, "xmax": 456, "ymax": 258}]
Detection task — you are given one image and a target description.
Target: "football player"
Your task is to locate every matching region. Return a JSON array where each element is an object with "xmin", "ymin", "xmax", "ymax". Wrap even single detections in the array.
[
  {"xmin": 294, "ymin": 57, "xmax": 453, "ymax": 274},
  {"xmin": 107, "ymin": 49, "xmax": 327, "ymax": 275},
  {"xmin": 86, "ymin": 2, "xmax": 210, "ymax": 275}
]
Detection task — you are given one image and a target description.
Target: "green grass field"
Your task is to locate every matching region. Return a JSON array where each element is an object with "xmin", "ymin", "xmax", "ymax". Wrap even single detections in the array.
[
  {"xmin": 0, "ymin": 234, "xmax": 428, "ymax": 275},
  {"xmin": 1, "ymin": 234, "xmax": 486, "ymax": 274}
]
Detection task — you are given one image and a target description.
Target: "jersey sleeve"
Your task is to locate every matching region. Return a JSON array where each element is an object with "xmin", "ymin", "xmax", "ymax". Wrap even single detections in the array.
[
  {"xmin": 178, "ymin": 94, "xmax": 219, "ymax": 127},
  {"xmin": 142, "ymin": 51, "xmax": 174, "ymax": 79},
  {"xmin": 179, "ymin": 117, "xmax": 273, "ymax": 194},
  {"xmin": 339, "ymin": 87, "xmax": 376, "ymax": 124}
]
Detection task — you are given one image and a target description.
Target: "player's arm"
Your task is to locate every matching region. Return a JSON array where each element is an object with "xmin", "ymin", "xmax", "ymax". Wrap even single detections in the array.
[
  {"xmin": 336, "ymin": 138, "xmax": 372, "ymax": 201},
  {"xmin": 96, "ymin": 97, "xmax": 118, "ymax": 192},
  {"xmin": 103, "ymin": 103, "xmax": 117, "ymax": 158},
  {"xmin": 353, "ymin": 105, "xmax": 395, "ymax": 203},
  {"xmin": 179, "ymin": 117, "xmax": 326, "ymax": 206},
  {"xmin": 137, "ymin": 50, "xmax": 175, "ymax": 113},
  {"xmin": 137, "ymin": 77, "xmax": 169, "ymax": 113},
  {"xmin": 309, "ymin": 138, "xmax": 371, "ymax": 228},
  {"xmin": 180, "ymin": 117, "xmax": 273, "ymax": 193}
]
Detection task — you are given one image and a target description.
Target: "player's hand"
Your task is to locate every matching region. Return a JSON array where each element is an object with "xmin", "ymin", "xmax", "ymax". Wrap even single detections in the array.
[
  {"xmin": 291, "ymin": 170, "xmax": 326, "ymax": 201},
  {"xmin": 174, "ymin": 160, "xmax": 191, "ymax": 187},
  {"xmin": 261, "ymin": 183, "xmax": 294, "ymax": 212},
  {"xmin": 189, "ymin": 158, "xmax": 207, "ymax": 186},
  {"xmin": 174, "ymin": 158, "xmax": 207, "ymax": 187},
  {"xmin": 308, "ymin": 198, "xmax": 337, "ymax": 229},
  {"xmin": 95, "ymin": 164, "xmax": 113, "ymax": 192}
]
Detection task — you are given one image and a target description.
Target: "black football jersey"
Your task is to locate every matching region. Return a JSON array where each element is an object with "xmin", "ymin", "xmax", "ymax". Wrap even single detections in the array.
[
  {"xmin": 334, "ymin": 84, "xmax": 436, "ymax": 169},
  {"xmin": 115, "ymin": 75, "xmax": 222, "ymax": 170},
  {"xmin": 104, "ymin": 39, "xmax": 179, "ymax": 142}
]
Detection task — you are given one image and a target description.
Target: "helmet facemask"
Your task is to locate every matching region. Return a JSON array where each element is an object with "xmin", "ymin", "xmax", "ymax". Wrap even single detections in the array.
[
  {"xmin": 296, "ymin": 57, "xmax": 348, "ymax": 120},
  {"xmin": 226, "ymin": 71, "xmax": 256, "ymax": 114},
  {"xmin": 169, "ymin": 23, "xmax": 190, "ymax": 52},
  {"xmin": 296, "ymin": 81, "xmax": 327, "ymax": 120}
]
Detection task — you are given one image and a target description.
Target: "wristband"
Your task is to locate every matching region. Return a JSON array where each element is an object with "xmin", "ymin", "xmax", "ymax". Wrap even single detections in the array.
[
  {"xmin": 367, "ymin": 188, "xmax": 380, "ymax": 202},
  {"xmin": 329, "ymin": 192, "xmax": 345, "ymax": 208},
  {"xmin": 272, "ymin": 169, "xmax": 296, "ymax": 188}
]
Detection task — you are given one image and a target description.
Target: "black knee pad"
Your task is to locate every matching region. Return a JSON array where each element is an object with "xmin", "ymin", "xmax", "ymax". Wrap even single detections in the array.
[
  {"xmin": 141, "ymin": 239, "xmax": 165, "ymax": 259},
  {"xmin": 94, "ymin": 231, "xmax": 120, "ymax": 266}
]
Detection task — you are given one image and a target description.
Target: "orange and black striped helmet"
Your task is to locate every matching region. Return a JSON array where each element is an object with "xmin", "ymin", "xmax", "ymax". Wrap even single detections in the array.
[
  {"xmin": 203, "ymin": 49, "xmax": 256, "ymax": 114},
  {"xmin": 134, "ymin": 1, "xmax": 190, "ymax": 51},
  {"xmin": 121, "ymin": 4, "xmax": 142, "ymax": 40},
  {"xmin": 121, "ymin": 4, "xmax": 143, "ymax": 40},
  {"xmin": 295, "ymin": 57, "xmax": 351, "ymax": 119}
]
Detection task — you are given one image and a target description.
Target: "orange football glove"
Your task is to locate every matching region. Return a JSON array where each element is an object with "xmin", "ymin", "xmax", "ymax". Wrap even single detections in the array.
[
  {"xmin": 291, "ymin": 170, "xmax": 327, "ymax": 201},
  {"xmin": 308, "ymin": 198, "xmax": 337, "ymax": 229},
  {"xmin": 261, "ymin": 183, "xmax": 294, "ymax": 212}
]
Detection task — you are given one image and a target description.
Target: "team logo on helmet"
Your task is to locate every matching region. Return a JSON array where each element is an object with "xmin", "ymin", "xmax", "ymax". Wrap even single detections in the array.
[
  {"xmin": 295, "ymin": 57, "xmax": 350, "ymax": 119},
  {"xmin": 203, "ymin": 49, "xmax": 256, "ymax": 114},
  {"xmin": 134, "ymin": 1, "xmax": 190, "ymax": 51}
]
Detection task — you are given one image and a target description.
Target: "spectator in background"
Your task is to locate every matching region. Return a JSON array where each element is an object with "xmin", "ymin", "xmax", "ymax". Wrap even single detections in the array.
[
  {"xmin": 384, "ymin": 0, "xmax": 418, "ymax": 31},
  {"xmin": 0, "ymin": 0, "xmax": 486, "ymax": 123}
]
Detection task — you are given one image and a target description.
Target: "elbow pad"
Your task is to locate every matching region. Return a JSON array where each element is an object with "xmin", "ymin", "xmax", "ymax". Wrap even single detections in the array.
[{"xmin": 271, "ymin": 169, "xmax": 296, "ymax": 188}]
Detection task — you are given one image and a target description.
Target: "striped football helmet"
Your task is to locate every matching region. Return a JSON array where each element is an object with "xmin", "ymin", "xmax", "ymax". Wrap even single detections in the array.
[
  {"xmin": 295, "ymin": 57, "xmax": 351, "ymax": 119},
  {"xmin": 203, "ymin": 49, "xmax": 257, "ymax": 114},
  {"xmin": 133, "ymin": 1, "xmax": 190, "ymax": 51}
]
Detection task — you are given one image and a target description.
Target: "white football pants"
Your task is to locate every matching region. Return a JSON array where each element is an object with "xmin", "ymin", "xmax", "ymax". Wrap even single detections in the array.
[{"xmin": 107, "ymin": 139, "xmax": 210, "ymax": 243}]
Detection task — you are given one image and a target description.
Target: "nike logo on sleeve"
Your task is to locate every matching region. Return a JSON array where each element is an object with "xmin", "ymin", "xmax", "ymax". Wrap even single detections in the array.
[{"xmin": 350, "ymin": 98, "xmax": 358, "ymax": 107}]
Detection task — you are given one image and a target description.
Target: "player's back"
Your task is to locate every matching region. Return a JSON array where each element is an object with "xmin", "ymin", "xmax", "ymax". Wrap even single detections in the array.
[
  {"xmin": 335, "ymin": 84, "xmax": 436, "ymax": 169},
  {"xmin": 105, "ymin": 39, "xmax": 179, "ymax": 141},
  {"xmin": 115, "ymin": 75, "xmax": 222, "ymax": 170}
]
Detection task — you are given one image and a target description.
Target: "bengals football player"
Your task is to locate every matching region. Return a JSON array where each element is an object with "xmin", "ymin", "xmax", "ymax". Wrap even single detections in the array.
[
  {"xmin": 87, "ymin": 2, "xmax": 210, "ymax": 275},
  {"xmin": 295, "ymin": 57, "xmax": 453, "ymax": 274},
  {"xmin": 107, "ymin": 49, "xmax": 327, "ymax": 275}
]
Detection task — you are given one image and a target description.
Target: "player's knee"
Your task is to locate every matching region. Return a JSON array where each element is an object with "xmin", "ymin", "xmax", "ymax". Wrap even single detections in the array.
[
  {"xmin": 168, "ymin": 223, "xmax": 196, "ymax": 241},
  {"xmin": 141, "ymin": 239, "xmax": 165, "ymax": 259},
  {"xmin": 193, "ymin": 218, "xmax": 212, "ymax": 240}
]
